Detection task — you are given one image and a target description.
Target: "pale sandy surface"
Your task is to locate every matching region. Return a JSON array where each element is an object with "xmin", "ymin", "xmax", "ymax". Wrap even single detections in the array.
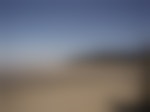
[{"xmin": 1, "ymin": 62, "xmax": 142, "ymax": 112}]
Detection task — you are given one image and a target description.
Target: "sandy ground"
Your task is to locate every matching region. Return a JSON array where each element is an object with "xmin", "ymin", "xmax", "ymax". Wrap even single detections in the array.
[{"xmin": 0, "ymin": 62, "xmax": 142, "ymax": 112}]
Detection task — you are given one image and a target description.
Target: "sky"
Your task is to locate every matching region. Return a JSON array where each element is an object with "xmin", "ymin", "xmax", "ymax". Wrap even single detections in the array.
[{"xmin": 0, "ymin": 0, "xmax": 150, "ymax": 65}]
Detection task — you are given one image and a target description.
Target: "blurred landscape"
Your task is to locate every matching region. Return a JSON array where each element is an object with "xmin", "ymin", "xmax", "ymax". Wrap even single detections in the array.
[
  {"xmin": 0, "ymin": 0, "xmax": 149, "ymax": 112},
  {"xmin": 0, "ymin": 52, "xmax": 147, "ymax": 112}
]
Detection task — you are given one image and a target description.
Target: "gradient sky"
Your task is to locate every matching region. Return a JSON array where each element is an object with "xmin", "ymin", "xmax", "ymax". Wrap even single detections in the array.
[{"xmin": 0, "ymin": 0, "xmax": 150, "ymax": 64}]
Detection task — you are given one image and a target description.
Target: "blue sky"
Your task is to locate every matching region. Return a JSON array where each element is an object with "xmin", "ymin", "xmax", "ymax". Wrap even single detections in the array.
[{"xmin": 0, "ymin": 0, "xmax": 149, "ymax": 63}]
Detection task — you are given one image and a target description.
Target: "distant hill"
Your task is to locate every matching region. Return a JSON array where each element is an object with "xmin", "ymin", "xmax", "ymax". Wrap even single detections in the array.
[{"xmin": 70, "ymin": 50, "xmax": 150, "ymax": 65}]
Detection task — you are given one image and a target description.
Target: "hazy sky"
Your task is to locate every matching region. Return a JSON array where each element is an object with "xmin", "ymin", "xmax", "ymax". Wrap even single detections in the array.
[{"xmin": 0, "ymin": 0, "xmax": 150, "ymax": 64}]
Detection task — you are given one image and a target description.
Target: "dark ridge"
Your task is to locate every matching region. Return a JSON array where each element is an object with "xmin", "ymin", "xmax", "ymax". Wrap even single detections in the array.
[{"xmin": 70, "ymin": 51, "xmax": 150, "ymax": 65}]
